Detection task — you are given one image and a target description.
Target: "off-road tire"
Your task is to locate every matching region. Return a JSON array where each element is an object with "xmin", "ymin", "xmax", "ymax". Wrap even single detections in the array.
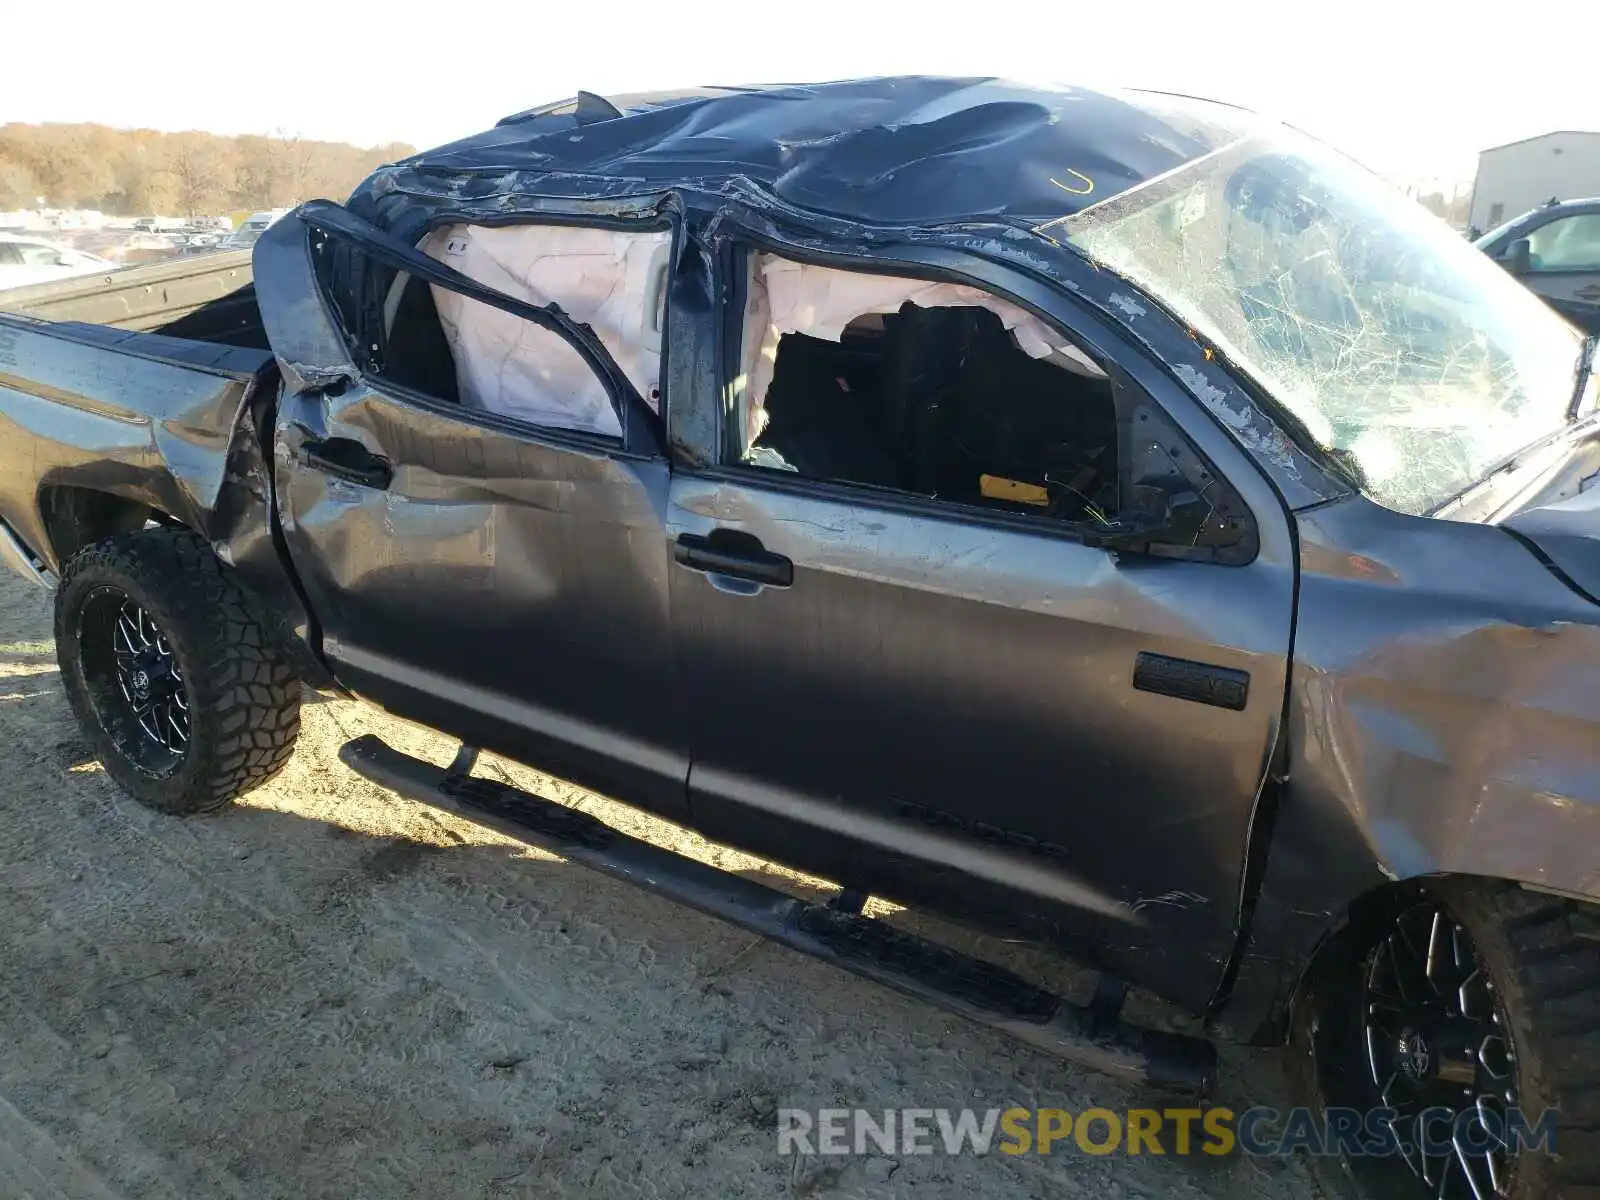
[
  {"xmin": 55, "ymin": 528, "xmax": 301, "ymax": 814},
  {"xmin": 1291, "ymin": 878, "xmax": 1600, "ymax": 1200}
]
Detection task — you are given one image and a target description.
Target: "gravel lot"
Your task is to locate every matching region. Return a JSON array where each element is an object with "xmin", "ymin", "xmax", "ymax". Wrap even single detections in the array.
[{"xmin": 0, "ymin": 566, "xmax": 1319, "ymax": 1199}]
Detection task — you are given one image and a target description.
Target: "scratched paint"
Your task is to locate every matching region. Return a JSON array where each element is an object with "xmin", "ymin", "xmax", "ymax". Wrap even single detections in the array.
[{"xmin": 1108, "ymin": 293, "xmax": 1147, "ymax": 320}]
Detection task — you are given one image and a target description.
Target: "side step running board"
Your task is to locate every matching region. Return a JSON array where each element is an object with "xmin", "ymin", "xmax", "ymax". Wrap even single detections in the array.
[{"xmin": 339, "ymin": 734, "xmax": 1218, "ymax": 1094}]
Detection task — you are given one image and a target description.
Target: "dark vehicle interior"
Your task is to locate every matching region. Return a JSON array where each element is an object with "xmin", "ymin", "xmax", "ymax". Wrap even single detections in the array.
[
  {"xmin": 1, "ymin": 229, "xmax": 1209, "ymax": 556},
  {"xmin": 163, "ymin": 247, "xmax": 1135, "ymax": 544},
  {"xmin": 303, "ymin": 241, "xmax": 1126, "ymax": 537},
  {"xmin": 748, "ymin": 306, "xmax": 1120, "ymax": 523},
  {"xmin": 376, "ymin": 274, "xmax": 465, "ymax": 402}
]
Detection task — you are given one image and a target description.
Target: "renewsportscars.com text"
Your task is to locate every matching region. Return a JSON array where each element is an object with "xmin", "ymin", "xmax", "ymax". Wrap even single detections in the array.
[{"xmin": 777, "ymin": 1106, "xmax": 1557, "ymax": 1159}]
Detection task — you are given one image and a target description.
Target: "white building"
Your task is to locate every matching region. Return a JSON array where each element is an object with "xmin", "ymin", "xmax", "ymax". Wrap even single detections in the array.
[{"xmin": 1468, "ymin": 131, "xmax": 1600, "ymax": 233}]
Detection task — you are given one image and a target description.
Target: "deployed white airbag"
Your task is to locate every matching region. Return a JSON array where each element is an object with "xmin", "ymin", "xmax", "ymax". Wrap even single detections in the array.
[
  {"xmin": 420, "ymin": 223, "xmax": 671, "ymax": 437},
  {"xmin": 741, "ymin": 253, "xmax": 1105, "ymax": 446}
]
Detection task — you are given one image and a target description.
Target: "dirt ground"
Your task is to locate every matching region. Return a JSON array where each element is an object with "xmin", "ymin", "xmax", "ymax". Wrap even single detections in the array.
[{"xmin": 0, "ymin": 566, "xmax": 1320, "ymax": 1200}]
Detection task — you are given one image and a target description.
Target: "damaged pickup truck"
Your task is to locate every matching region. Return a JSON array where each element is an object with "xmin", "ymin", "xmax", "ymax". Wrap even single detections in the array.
[{"xmin": 2, "ymin": 78, "xmax": 1598, "ymax": 1200}]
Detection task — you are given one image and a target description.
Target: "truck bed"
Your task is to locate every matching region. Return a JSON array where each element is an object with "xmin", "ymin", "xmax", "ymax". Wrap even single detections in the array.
[
  {"xmin": 0, "ymin": 249, "xmax": 280, "ymax": 585},
  {"xmin": 0, "ymin": 250, "xmax": 268, "ymax": 349}
]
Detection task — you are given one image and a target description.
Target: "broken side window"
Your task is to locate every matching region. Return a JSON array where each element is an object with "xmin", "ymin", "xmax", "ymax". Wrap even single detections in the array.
[
  {"xmin": 730, "ymin": 252, "xmax": 1120, "ymax": 525},
  {"xmin": 340, "ymin": 222, "xmax": 671, "ymax": 440},
  {"xmin": 417, "ymin": 224, "xmax": 671, "ymax": 438}
]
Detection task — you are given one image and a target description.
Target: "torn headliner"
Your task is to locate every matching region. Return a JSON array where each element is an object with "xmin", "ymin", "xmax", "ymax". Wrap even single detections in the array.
[{"xmin": 346, "ymin": 76, "xmax": 1253, "ymax": 235}]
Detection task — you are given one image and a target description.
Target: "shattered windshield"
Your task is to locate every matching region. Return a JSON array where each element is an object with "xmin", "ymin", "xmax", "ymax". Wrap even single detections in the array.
[{"xmin": 1065, "ymin": 127, "xmax": 1585, "ymax": 515}]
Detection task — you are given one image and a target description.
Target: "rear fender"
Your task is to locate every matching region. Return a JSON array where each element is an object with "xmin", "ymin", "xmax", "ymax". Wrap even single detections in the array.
[{"xmin": 0, "ymin": 314, "xmax": 329, "ymax": 685}]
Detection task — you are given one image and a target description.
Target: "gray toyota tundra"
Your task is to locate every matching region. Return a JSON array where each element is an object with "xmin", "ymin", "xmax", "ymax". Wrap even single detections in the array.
[{"xmin": 1, "ymin": 78, "xmax": 1596, "ymax": 1200}]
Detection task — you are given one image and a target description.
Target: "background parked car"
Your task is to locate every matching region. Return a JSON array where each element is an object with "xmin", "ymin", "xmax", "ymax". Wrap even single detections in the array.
[
  {"xmin": 175, "ymin": 230, "xmax": 225, "ymax": 251},
  {"xmin": 219, "ymin": 209, "xmax": 290, "ymax": 251},
  {"xmin": 1476, "ymin": 197, "xmax": 1600, "ymax": 333},
  {"xmin": 0, "ymin": 232, "xmax": 116, "ymax": 290}
]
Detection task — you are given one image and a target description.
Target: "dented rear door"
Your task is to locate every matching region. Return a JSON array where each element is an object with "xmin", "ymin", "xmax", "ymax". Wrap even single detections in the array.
[{"xmin": 254, "ymin": 207, "xmax": 690, "ymax": 822}]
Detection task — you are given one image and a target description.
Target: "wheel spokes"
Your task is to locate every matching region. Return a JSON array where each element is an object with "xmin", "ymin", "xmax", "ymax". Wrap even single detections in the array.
[
  {"xmin": 1361, "ymin": 901, "xmax": 1519, "ymax": 1200},
  {"xmin": 95, "ymin": 594, "xmax": 191, "ymax": 767},
  {"xmin": 137, "ymin": 708, "xmax": 163, "ymax": 745},
  {"xmin": 1426, "ymin": 910, "xmax": 1448, "ymax": 998},
  {"xmin": 1452, "ymin": 1106, "xmax": 1506, "ymax": 1200},
  {"xmin": 1479, "ymin": 1033, "xmax": 1512, "ymax": 1082},
  {"xmin": 114, "ymin": 619, "xmax": 137, "ymax": 658}
]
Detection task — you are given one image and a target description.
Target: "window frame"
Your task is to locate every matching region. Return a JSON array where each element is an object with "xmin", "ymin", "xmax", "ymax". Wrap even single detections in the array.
[
  {"xmin": 697, "ymin": 238, "xmax": 1259, "ymax": 561},
  {"xmin": 16, "ymin": 242, "xmax": 70, "ymax": 268},
  {"xmin": 1524, "ymin": 211, "xmax": 1600, "ymax": 274},
  {"xmin": 302, "ymin": 203, "xmax": 676, "ymax": 463}
]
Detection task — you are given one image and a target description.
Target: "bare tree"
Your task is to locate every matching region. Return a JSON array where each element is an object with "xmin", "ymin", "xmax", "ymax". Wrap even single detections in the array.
[
  {"xmin": 0, "ymin": 159, "xmax": 39, "ymax": 208},
  {"xmin": 233, "ymin": 135, "xmax": 280, "ymax": 209},
  {"xmin": 164, "ymin": 136, "xmax": 230, "ymax": 217},
  {"xmin": 267, "ymin": 128, "xmax": 320, "ymax": 206},
  {"xmin": 0, "ymin": 122, "xmax": 414, "ymax": 216},
  {"xmin": 116, "ymin": 140, "xmax": 161, "ymax": 214},
  {"xmin": 2, "ymin": 127, "xmax": 111, "ymax": 208}
]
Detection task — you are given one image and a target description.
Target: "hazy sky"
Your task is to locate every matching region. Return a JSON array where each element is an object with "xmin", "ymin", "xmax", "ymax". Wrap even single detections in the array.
[{"xmin": 6, "ymin": 0, "xmax": 1596, "ymax": 185}]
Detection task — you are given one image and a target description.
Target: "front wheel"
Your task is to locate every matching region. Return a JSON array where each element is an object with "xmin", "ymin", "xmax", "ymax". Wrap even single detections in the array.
[
  {"xmin": 1291, "ymin": 880, "xmax": 1600, "ymax": 1200},
  {"xmin": 55, "ymin": 529, "xmax": 302, "ymax": 814}
]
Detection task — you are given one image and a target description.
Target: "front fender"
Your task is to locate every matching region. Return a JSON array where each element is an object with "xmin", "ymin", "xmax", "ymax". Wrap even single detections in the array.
[{"xmin": 1215, "ymin": 494, "xmax": 1600, "ymax": 1041}]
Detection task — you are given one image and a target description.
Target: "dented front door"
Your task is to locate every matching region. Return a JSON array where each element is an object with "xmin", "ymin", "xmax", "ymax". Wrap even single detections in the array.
[{"xmin": 668, "ymin": 295, "xmax": 1296, "ymax": 1012}]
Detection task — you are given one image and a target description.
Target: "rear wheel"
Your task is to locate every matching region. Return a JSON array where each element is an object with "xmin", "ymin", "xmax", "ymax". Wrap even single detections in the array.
[
  {"xmin": 56, "ymin": 529, "xmax": 302, "ymax": 814},
  {"xmin": 1292, "ymin": 880, "xmax": 1600, "ymax": 1200}
]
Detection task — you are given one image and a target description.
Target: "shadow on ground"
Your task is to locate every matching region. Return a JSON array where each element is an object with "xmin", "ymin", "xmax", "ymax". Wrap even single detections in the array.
[{"xmin": 0, "ymin": 572, "xmax": 1312, "ymax": 1200}]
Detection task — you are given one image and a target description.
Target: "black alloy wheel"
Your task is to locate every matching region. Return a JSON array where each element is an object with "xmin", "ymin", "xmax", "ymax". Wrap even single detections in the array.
[
  {"xmin": 78, "ymin": 585, "xmax": 191, "ymax": 774},
  {"xmin": 1360, "ymin": 900, "xmax": 1518, "ymax": 1199},
  {"xmin": 56, "ymin": 529, "xmax": 302, "ymax": 814},
  {"xmin": 1292, "ymin": 876, "xmax": 1600, "ymax": 1200}
]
